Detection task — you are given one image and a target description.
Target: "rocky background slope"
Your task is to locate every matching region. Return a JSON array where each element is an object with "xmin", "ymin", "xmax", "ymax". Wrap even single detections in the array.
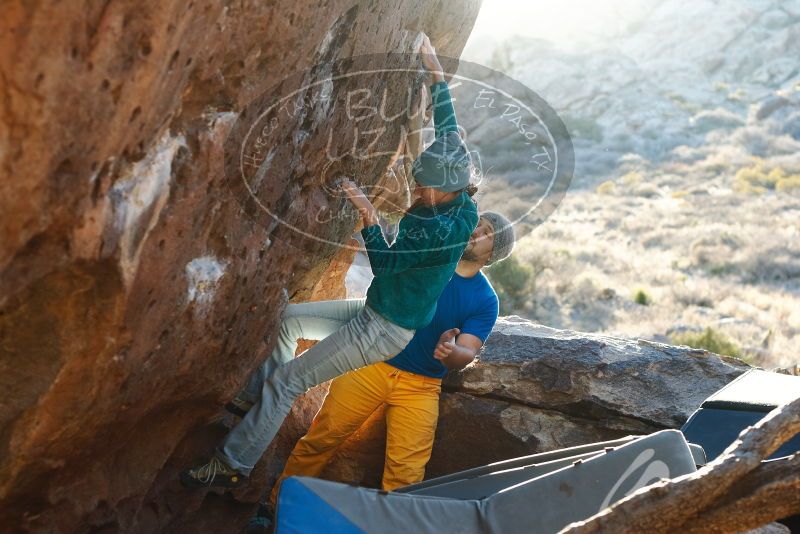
[
  {"xmin": 452, "ymin": 0, "xmax": 800, "ymax": 371},
  {"xmin": 465, "ymin": 0, "xmax": 800, "ymax": 180},
  {"xmin": 0, "ymin": 1, "xmax": 481, "ymax": 532}
]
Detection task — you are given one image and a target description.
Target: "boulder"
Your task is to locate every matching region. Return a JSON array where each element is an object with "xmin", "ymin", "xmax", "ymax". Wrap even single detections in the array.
[{"xmin": 0, "ymin": 1, "xmax": 481, "ymax": 532}]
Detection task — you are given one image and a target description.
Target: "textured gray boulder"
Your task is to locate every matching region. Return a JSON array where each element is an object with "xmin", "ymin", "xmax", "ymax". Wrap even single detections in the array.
[
  {"xmin": 427, "ymin": 316, "xmax": 750, "ymax": 476},
  {"xmin": 445, "ymin": 316, "xmax": 749, "ymax": 427}
]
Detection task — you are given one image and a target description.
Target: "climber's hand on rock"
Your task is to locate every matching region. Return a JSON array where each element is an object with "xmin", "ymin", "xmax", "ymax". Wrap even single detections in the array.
[
  {"xmin": 419, "ymin": 33, "xmax": 444, "ymax": 83},
  {"xmin": 340, "ymin": 179, "xmax": 370, "ymax": 209},
  {"xmin": 340, "ymin": 179, "xmax": 378, "ymax": 227},
  {"xmin": 433, "ymin": 328, "xmax": 460, "ymax": 360},
  {"xmin": 419, "ymin": 34, "xmax": 440, "ymax": 69},
  {"xmin": 339, "ymin": 178, "xmax": 362, "ymax": 197}
]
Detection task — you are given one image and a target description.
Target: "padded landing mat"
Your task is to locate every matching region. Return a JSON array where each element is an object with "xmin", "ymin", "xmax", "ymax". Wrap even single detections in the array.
[
  {"xmin": 681, "ymin": 369, "xmax": 800, "ymax": 460},
  {"xmin": 276, "ymin": 430, "xmax": 697, "ymax": 534}
]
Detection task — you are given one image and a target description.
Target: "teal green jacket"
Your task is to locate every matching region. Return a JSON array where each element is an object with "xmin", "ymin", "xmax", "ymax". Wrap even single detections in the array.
[
  {"xmin": 360, "ymin": 80, "xmax": 475, "ymax": 330},
  {"xmin": 361, "ymin": 190, "xmax": 478, "ymax": 329},
  {"xmin": 430, "ymin": 80, "xmax": 459, "ymax": 137}
]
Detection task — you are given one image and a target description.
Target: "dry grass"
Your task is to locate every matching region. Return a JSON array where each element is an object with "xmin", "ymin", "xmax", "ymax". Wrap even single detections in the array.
[{"xmin": 493, "ymin": 162, "xmax": 800, "ymax": 370}]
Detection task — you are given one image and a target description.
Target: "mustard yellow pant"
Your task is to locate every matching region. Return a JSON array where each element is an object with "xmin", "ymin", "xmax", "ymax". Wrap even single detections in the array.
[{"xmin": 269, "ymin": 361, "xmax": 441, "ymax": 506}]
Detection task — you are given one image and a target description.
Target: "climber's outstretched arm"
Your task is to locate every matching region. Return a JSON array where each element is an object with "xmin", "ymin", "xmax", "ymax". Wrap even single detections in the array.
[{"xmin": 420, "ymin": 33, "xmax": 459, "ymax": 137}]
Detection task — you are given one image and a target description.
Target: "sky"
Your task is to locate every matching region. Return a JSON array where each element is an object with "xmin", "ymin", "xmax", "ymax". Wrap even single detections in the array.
[{"xmin": 463, "ymin": 0, "xmax": 657, "ymax": 53}]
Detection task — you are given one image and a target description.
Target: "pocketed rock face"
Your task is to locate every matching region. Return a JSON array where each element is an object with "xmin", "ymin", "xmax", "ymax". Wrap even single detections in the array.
[
  {"xmin": 0, "ymin": 2, "xmax": 481, "ymax": 532},
  {"xmin": 322, "ymin": 316, "xmax": 750, "ymax": 484}
]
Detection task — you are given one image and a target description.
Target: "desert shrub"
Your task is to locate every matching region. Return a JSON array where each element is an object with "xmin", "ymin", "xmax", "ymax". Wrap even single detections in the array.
[
  {"xmin": 738, "ymin": 246, "xmax": 800, "ymax": 283},
  {"xmin": 690, "ymin": 233, "xmax": 743, "ymax": 272},
  {"xmin": 670, "ymin": 277, "xmax": 718, "ymax": 309},
  {"xmin": 734, "ymin": 164, "xmax": 771, "ymax": 192},
  {"xmin": 617, "ymin": 152, "xmax": 649, "ymax": 170},
  {"xmin": 713, "ymin": 81, "xmax": 730, "ymax": 92},
  {"xmin": 485, "ymin": 255, "xmax": 534, "ymax": 315},
  {"xmin": 596, "ymin": 180, "xmax": 616, "ymax": 195},
  {"xmin": 727, "ymin": 88, "xmax": 748, "ymax": 102},
  {"xmin": 690, "ymin": 108, "xmax": 744, "ymax": 133},
  {"xmin": 633, "ymin": 288, "xmax": 651, "ymax": 306},
  {"xmin": 708, "ymin": 263, "xmax": 736, "ymax": 277},
  {"xmin": 670, "ymin": 327, "xmax": 742, "ymax": 358},
  {"xmin": 620, "ymin": 171, "xmax": 644, "ymax": 185},
  {"xmin": 665, "ymin": 91, "xmax": 701, "ymax": 113},
  {"xmin": 633, "ymin": 183, "xmax": 661, "ymax": 198},
  {"xmin": 731, "ymin": 126, "xmax": 779, "ymax": 157},
  {"xmin": 733, "ymin": 163, "xmax": 800, "ymax": 194},
  {"xmin": 562, "ymin": 114, "xmax": 604, "ymax": 142},
  {"xmin": 703, "ymin": 161, "xmax": 730, "ymax": 174},
  {"xmin": 776, "ymin": 175, "xmax": 800, "ymax": 192}
]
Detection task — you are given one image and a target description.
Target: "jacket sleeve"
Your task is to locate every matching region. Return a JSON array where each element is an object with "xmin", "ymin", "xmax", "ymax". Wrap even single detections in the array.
[
  {"xmin": 360, "ymin": 217, "xmax": 436, "ymax": 276},
  {"xmin": 431, "ymin": 81, "xmax": 459, "ymax": 137}
]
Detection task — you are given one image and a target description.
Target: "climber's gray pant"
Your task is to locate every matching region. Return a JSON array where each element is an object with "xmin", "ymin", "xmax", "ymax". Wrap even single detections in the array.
[{"xmin": 218, "ymin": 298, "xmax": 415, "ymax": 475}]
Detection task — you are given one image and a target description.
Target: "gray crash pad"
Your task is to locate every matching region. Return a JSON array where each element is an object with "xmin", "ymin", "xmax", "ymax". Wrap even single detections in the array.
[{"xmin": 275, "ymin": 429, "xmax": 697, "ymax": 534}]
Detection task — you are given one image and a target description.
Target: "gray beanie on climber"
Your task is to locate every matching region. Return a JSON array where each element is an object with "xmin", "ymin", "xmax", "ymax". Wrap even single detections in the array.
[
  {"xmin": 412, "ymin": 130, "xmax": 472, "ymax": 192},
  {"xmin": 480, "ymin": 211, "xmax": 516, "ymax": 265}
]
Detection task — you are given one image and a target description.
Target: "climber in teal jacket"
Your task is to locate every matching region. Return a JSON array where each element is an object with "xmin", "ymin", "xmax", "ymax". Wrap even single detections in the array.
[
  {"xmin": 181, "ymin": 33, "xmax": 479, "ymax": 489},
  {"xmin": 357, "ymin": 44, "xmax": 473, "ymax": 328}
]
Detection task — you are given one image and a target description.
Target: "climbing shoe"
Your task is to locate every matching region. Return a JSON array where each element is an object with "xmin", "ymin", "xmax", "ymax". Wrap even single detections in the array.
[
  {"xmin": 180, "ymin": 455, "xmax": 247, "ymax": 489},
  {"xmin": 225, "ymin": 396, "xmax": 254, "ymax": 418},
  {"xmin": 245, "ymin": 503, "xmax": 275, "ymax": 534}
]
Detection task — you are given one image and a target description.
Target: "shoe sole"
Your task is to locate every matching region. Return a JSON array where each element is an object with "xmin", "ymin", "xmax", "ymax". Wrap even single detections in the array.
[{"xmin": 180, "ymin": 469, "xmax": 248, "ymax": 489}]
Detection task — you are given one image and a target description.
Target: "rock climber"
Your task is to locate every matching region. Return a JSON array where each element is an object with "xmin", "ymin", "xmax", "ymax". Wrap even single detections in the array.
[
  {"xmin": 244, "ymin": 209, "xmax": 516, "ymax": 532},
  {"xmin": 180, "ymin": 33, "xmax": 483, "ymax": 491}
]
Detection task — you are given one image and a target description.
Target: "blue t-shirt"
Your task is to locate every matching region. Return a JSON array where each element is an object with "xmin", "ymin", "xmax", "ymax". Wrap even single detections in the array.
[{"xmin": 386, "ymin": 271, "xmax": 499, "ymax": 378}]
